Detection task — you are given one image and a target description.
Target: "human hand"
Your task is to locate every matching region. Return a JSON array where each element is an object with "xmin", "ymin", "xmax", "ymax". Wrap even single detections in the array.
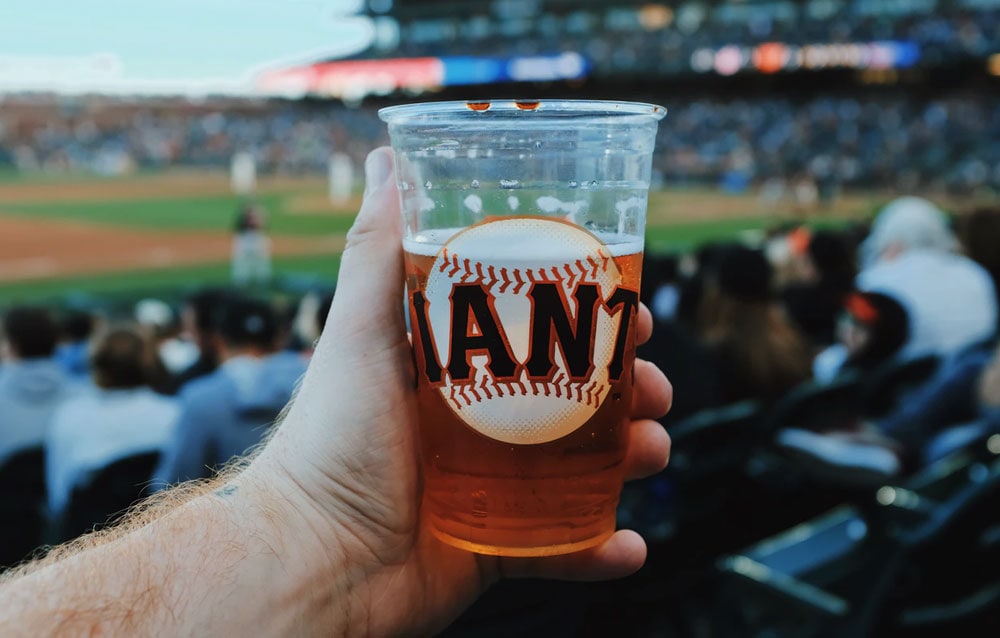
[{"xmin": 255, "ymin": 147, "xmax": 672, "ymax": 636}]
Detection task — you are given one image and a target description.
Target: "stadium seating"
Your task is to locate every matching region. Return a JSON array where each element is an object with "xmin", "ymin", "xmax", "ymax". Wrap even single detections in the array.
[
  {"xmin": 717, "ymin": 437, "xmax": 1000, "ymax": 636},
  {"xmin": 58, "ymin": 452, "xmax": 161, "ymax": 543},
  {"xmin": 666, "ymin": 400, "xmax": 763, "ymax": 478},
  {"xmin": 862, "ymin": 355, "xmax": 941, "ymax": 419},
  {"xmin": 0, "ymin": 448, "xmax": 46, "ymax": 568},
  {"xmin": 766, "ymin": 371, "xmax": 866, "ymax": 435}
]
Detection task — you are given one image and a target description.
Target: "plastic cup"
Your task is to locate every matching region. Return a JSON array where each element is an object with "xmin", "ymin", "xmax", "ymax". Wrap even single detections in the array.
[{"xmin": 380, "ymin": 99, "xmax": 665, "ymax": 556}]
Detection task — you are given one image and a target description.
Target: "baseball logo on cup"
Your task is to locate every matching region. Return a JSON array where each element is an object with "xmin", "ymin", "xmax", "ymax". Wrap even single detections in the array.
[{"xmin": 410, "ymin": 217, "xmax": 639, "ymax": 445}]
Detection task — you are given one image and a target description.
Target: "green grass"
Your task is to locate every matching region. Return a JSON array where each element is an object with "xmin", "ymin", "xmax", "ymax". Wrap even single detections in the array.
[
  {"xmin": 0, "ymin": 254, "xmax": 341, "ymax": 305},
  {"xmin": 645, "ymin": 215, "xmax": 854, "ymax": 252},
  {"xmin": 0, "ymin": 172, "xmax": 867, "ymax": 306},
  {"xmin": 5, "ymin": 192, "xmax": 356, "ymax": 236}
]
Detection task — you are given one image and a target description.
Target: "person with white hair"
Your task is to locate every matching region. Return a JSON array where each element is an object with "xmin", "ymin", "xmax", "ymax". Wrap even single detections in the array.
[{"xmin": 857, "ymin": 196, "xmax": 997, "ymax": 357}]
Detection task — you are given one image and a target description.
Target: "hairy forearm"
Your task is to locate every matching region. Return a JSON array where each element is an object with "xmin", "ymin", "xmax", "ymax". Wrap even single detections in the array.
[{"xmin": 0, "ymin": 469, "xmax": 350, "ymax": 636}]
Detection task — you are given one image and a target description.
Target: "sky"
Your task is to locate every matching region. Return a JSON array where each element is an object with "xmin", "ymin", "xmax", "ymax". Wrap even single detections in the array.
[{"xmin": 0, "ymin": 0, "xmax": 375, "ymax": 95}]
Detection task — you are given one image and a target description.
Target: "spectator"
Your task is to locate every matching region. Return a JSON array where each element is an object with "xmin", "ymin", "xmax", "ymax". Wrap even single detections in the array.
[
  {"xmin": 54, "ymin": 309, "xmax": 97, "ymax": 379},
  {"xmin": 45, "ymin": 327, "xmax": 179, "ymax": 517},
  {"xmin": 642, "ymin": 255, "xmax": 682, "ymax": 323},
  {"xmin": 812, "ymin": 291, "xmax": 910, "ymax": 383},
  {"xmin": 171, "ymin": 288, "xmax": 228, "ymax": 391},
  {"xmin": 0, "ymin": 307, "xmax": 76, "ymax": 465},
  {"xmin": 638, "ymin": 248, "xmax": 723, "ymax": 422},
  {"xmin": 697, "ymin": 246, "xmax": 812, "ymax": 403},
  {"xmin": 135, "ymin": 298, "xmax": 197, "ymax": 378},
  {"xmin": 857, "ymin": 197, "xmax": 997, "ymax": 357},
  {"xmin": 782, "ymin": 229, "xmax": 857, "ymax": 347},
  {"xmin": 639, "ymin": 317, "xmax": 722, "ymax": 424},
  {"xmin": 674, "ymin": 242, "xmax": 731, "ymax": 328},
  {"xmin": 153, "ymin": 296, "xmax": 306, "ymax": 485}
]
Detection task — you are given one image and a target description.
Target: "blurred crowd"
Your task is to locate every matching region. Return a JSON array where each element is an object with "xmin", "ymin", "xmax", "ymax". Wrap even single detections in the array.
[
  {"xmin": 3, "ymin": 91, "xmax": 1000, "ymax": 194},
  {"xmin": 390, "ymin": 1, "xmax": 1000, "ymax": 76},
  {"xmin": 602, "ymin": 196, "xmax": 1000, "ymax": 635},
  {"xmin": 0, "ymin": 287, "xmax": 333, "ymax": 564},
  {"xmin": 654, "ymin": 93, "xmax": 1000, "ymax": 195},
  {"xmin": 640, "ymin": 197, "xmax": 1000, "ymax": 479},
  {"xmin": 0, "ymin": 100, "xmax": 385, "ymax": 178}
]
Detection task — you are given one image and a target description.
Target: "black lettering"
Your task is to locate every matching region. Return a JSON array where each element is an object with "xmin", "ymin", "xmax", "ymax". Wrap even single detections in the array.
[
  {"xmin": 410, "ymin": 291, "xmax": 444, "ymax": 383},
  {"xmin": 447, "ymin": 284, "xmax": 518, "ymax": 381},
  {"xmin": 604, "ymin": 287, "xmax": 639, "ymax": 382},
  {"xmin": 525, "ymin": 283, "xmax": 601, "ymax": 380}
]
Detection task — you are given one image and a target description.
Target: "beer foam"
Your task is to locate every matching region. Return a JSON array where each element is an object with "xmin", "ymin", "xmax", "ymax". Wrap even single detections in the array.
[{"xmin": 404, "ymin": 227, "xmax": 643, "ymax": 258}]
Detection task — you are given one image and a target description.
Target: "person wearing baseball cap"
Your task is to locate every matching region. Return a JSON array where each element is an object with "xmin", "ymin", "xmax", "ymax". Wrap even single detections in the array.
[
  {"xmin": 152, "ymin": 295, "xmax": 307, "ymax": 486},
  {"xmin": 813, "ymin": 290, "xmax": 910, "ymax": 383},
  {"xmin": 857, "ymin": 196, "xmax": 996, "ymax": 357}
]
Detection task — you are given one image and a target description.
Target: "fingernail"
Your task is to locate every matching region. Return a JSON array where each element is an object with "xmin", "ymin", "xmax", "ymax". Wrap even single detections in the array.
[{"xmin": 363, "ymin": 149, "xmax": 393, "ymax": 199}]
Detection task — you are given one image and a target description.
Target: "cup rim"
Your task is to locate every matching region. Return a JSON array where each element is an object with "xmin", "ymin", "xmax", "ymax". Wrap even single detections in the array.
[{"xmin": 379, "ymin": 99, "xmax": 667, "ymax": 123}]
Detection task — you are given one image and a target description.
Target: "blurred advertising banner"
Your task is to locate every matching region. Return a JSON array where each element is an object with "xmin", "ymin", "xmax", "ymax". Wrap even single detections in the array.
[
  {"xmin": 691, "ymin": 41, "xmax": 921, "ymax": 76},
  {"xmin": 255, "ymin": 52, "xmax": 589, "ymax": 100}
]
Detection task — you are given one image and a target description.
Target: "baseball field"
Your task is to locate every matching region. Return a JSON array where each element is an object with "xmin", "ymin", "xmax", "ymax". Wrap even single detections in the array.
[{"xmin": 0, "ymin": 170, "xmax": 885, "ymax": 306}]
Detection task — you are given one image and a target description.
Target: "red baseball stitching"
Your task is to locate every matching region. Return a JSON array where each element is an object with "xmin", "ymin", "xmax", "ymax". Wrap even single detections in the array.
[
  {"xmin": 436, "ymin": 245, "xmax": 614, "ymax": 412},
  {"xmin": 439, "ymin": 247, "xmax": 609, "ymax": 295},
  {"xmin": 447, "ymin": 376, "xmax": 609, "ymax": 409}
]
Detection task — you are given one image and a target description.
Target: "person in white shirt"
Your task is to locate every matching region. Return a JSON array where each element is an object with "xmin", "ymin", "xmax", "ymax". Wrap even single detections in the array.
[
  {"xmin": 45, "ymin": 327, "xmax": 179, "ymax": 517},
  {"xmin": 0, "ymin": 307, "xmax": 76, "ymax": 467},
  {"xmin": 855, "ymin": 196, "xmax": 997, "ymax": 358}
]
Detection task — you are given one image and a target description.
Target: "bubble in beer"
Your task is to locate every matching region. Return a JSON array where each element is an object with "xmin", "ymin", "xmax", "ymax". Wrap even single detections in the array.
[{"xmin": 463, "ymin": 194, "xmax": 483, "ymax": 213}]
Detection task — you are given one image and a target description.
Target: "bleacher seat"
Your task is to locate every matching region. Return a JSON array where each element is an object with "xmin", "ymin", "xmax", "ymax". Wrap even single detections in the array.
[
  {"xmin": 862, "ymin": 354, "xmax": 941, "ymax": 419},
  {"xmin": 59, "ymin": 451, "xmax": 160, "ymax": 542},
  {"xmin": 718, "ymin": 444, "xmax": 1000, "ymax": 636},
  {"xmin": 667, "ymin": 400, "xmax": 762, "ymax": 477},
  {"xmin": 0, "ymin": 448, "xmax": 45, "ymax": 568},
  {"xmin": 766, "ymin": 371, "xmax": 864, "ymax": 435},
  {"xmin": 923, "ymin": 421, "xmax": 998, "ymax": 465}
]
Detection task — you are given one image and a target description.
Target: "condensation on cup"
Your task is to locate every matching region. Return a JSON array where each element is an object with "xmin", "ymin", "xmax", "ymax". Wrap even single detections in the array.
[{"xmin": 380, "ymin": 100, "xmax": 666, "ymax": 556}]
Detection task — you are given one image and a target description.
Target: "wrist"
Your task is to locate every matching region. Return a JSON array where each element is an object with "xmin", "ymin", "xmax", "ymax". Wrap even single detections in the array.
[{"xmin": 208, "ymin": 465, "xmax": 357, "ymax": 636}]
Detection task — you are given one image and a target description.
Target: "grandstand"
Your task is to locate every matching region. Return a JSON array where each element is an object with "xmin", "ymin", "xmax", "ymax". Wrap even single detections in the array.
[{"xmin": 2, "ymin": 0, "xmax": 1000, "ymax": 635}]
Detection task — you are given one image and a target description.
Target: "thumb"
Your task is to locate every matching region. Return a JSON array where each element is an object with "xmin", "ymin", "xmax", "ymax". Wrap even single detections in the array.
[
  {"xmin": 323, "ymin": 147, "xmax": 405, "ymax": 341},
  {"xmin": 270, "ymin": 147, "xmax": 410, "ymax": 455}
]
